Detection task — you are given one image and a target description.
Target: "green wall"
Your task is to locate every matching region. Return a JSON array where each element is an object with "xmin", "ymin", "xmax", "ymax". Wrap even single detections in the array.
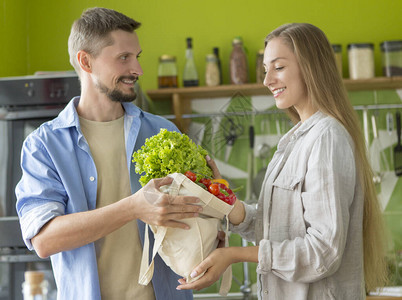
[
  {"xmin": 1, "ymin": 0, "xmax": 401, "ymax": 292},
  {"xmin": 1, "ymin": 0, "xmax": 401, "ymax": 92},
  {"xmin": 0, "ymin": 0, "xmax": 28, "ymax": 76}
]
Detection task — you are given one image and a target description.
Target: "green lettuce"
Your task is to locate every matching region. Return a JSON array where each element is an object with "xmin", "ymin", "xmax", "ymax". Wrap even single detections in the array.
[{"xmin": 132, "ymin": 128, "xmax": 213, "ymax": 186}]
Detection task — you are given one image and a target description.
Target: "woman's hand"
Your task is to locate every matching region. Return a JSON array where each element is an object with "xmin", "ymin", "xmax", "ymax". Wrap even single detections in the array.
[
  {"xmin": 177, "ymin": 246, "xmax": 259, "ymax": 291},
  {"xmin": 177, "ymin": 245, "xmax": 259, "ymax": 291},
  {"xmin": 176, "ymin": 247, "xmax": 233, "ymax": 291}
]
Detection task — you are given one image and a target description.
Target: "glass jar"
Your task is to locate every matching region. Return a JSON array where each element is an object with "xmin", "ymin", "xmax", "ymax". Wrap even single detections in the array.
[
  {"xmin": 158, "ymin": 55, "xmax": 178, "ymax": 88},
  {"xmin": 380, "ymin": 40, "xmax": 402, "ymax": 77},
  {"xmin": 205, "ymin": 54, "xmax": 220, "ymax": 86},
  {"xmin": 347, "ymin": 43, "xmax": 375, "ymax": 79},
  {"xmin": 22, "ymin": 271, "xmax": 48, "ymax": 300},
  {"xmin": 332, "ymin": 44, "xmax": 343, "ymax": 77},
  {"xmin": 230, "ymin": 37, "xmax": 248, "ymax": 85},
  {"xmin": 256, "ymin": 49, "xmax": 265, "ymax": 84}
]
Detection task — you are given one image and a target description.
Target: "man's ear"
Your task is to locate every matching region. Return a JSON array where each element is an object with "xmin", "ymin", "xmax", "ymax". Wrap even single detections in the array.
[{"xmin": 77, "ymin": 50, "xmax": 92, "ymax": 73}]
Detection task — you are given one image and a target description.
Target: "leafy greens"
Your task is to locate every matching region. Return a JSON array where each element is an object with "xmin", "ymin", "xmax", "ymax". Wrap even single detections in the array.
[{"xmin": 132, "ymin": 129, "xmax": 213, "ymax": 186}]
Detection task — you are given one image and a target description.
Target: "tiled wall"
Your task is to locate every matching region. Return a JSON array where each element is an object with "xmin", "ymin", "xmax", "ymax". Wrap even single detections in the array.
[{"xmin": 183, "ymin": 89, "xmax": 402, "ymax": 292}]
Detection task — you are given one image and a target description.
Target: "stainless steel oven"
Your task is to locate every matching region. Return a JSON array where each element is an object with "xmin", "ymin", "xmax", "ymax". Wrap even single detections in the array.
[{"xmin": 0, "ymin": 73, "xmax": 81, "ymax": 300}]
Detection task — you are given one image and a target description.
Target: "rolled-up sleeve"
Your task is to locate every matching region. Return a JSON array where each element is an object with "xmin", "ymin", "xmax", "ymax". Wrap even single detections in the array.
[
  {"xmin": 16, "ymin": 136, "xmax": 66, "ymax": 250},
  {"xmin": 229, "ymin": 202, "xmax": 258, "ymax": 242},
  {"xmin": 19, "ymin": 202, "xmax": 64, "ymax": 250}
]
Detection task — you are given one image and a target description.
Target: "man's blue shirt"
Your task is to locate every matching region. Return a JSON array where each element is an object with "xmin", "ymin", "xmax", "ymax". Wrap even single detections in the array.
[{"xmin": 16, "ymin": 97, "xmax": 193, "ymax": 300}]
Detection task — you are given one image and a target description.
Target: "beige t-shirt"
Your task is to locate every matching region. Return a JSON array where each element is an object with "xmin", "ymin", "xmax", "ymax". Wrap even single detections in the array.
[{"xmin": 80, "ymin": 116, "xmax": 155, "ymax": 300}]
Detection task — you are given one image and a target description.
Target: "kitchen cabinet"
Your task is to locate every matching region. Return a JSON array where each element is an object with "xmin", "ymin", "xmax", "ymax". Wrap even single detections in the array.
[{"xmin": 147, "ymin": 76, "xmax": 402, "ymax": 133}]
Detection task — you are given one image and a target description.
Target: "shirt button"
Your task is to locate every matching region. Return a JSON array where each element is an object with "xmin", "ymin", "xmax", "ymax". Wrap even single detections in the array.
[
  {"xmin": 264, "ymin": 290, "xmax": 268, "ymax": 294},
  {"xmin": 89, "ymin": 176, "xmax": 95, "ymax": 182}
]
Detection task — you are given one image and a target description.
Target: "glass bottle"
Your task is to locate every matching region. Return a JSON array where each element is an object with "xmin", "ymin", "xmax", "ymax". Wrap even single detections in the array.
[
  {"xmin": 183, "ymin": 37, "xmax": 199, "ymax": 87},
  {"xmin": 256, "ymin": 49, "xmax": 265, "ymax": 84},
  {"xmin": 230, "ymin": 37, "xmax": 248, "ymax": 85},
  {"xmin": 213, "ymin": 47, "xmax": 222, "ymax": 84},
  {"xmin": 205, "ymin": 54, "xmax": 220, "ymax": 86},
  {"xmin": 158, "ymin": 55, "xmax": 178, "ymax": 88},
  {"xmin": 22, "ymin": 271, "xmax": 48, "ymax": 300}
]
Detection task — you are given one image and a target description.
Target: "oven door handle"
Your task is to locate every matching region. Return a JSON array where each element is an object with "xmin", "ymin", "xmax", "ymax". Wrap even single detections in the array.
[
  {"xmin": 0, "ymin": 253, "xmax": 49, "ymax": 263},
  {"xmin": 0, "ymin": 108, "xmax": 62, "ymax": 120}
]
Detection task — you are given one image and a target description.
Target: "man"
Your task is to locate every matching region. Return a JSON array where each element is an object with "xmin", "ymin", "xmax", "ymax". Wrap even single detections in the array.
[{"xmin": 16, "ymin": 7, "xmax": 201, "ymax": 300}]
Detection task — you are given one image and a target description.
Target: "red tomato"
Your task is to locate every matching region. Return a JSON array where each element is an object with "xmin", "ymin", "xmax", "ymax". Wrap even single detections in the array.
[
  {"xmin": 199, "ymin": 178, "xmax": 212, "ymax": 188},
  {"xmin": 184, "ymin": 171, "xmax": 197, "ymax": 182},
  {"xmin": 208, "ymin": 183, "xmax": 220, "ymax": 195}
]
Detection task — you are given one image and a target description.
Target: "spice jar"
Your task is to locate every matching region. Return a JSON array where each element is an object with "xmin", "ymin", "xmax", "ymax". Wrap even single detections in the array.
[
  {"xmin": 205, "ymin": 54, "xmax": 220, "ymax": 86},
  {"xmin": 22, "ymin": 271, "xmax": 48, "ymax": 300},
  {"xmin": 332, "ymin": 44, "xmax": 343, "ymax": 77},
  {"xmin": 158, "ymin": 55, "xmax": 178, "ymax": 88},
  {"xmin": 380, "ymin": 40, "xmax": 402, "ymax": 77},
  {"xmin": 347, "ymin": 43, "xmax": 375, "ymax": 79},
  {"xmin": 230, "ymin": 37, "xmax": 248, "ymax": 85},
  {"xmin": 256, "ymin": 49, "xmax": 265, "ymax": 84}
]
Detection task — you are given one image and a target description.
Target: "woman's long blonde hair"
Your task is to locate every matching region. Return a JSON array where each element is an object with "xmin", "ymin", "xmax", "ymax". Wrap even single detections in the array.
[{"xmin": 265, "ymin": 23, "xmax": 388, "ymax": 291}]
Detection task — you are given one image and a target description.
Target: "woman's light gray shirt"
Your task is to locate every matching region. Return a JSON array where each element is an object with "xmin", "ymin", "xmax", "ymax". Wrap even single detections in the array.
[{"xmin": 231, "ymin": 111, "xmax": 365, "ymax": 300}]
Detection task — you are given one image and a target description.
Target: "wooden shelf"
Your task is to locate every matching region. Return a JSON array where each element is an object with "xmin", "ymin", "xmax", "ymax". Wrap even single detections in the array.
[
  {"xmin": 148, "ymin": 76, "xmax": 402, "ymax": 100},
  {"xmin": 147, "ymin": 76, "xmax": 402, "ymax": 132},
  {"xmin": 344, "ymin": 76, "xmax": 402, "ymax": 91},
  {"xmin": 147, "ymin": 83, "xmax": 269, "ymax": 100}
]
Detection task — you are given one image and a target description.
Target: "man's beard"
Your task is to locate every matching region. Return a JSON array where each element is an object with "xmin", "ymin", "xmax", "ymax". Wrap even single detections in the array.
[{"xmin": 96, "ymin": 76, "xmax": 138, "ymax": 103}]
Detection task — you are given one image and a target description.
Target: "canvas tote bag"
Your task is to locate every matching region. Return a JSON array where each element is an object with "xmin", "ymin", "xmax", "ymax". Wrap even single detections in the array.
[{"xmin": 138, "ymin": 173, "xmax": 234, "ymax": 295}]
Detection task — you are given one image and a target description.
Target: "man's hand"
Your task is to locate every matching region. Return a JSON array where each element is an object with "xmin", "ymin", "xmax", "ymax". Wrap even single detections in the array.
[
  {"xmin": 217, "ymin": 231, "xmax": 226, "ymax": 248},
  {"xmin": 130, "ymin": 176, "xmax": 202, "ymax": 229}
]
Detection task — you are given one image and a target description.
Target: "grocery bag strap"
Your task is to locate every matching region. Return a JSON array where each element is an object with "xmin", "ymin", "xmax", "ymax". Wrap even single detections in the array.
[
  {"xmin": 139, "ymin": 175, "xmax": 180, "ymax": 286},
  {"xmin": 168, "ymin": 173, "xmax": 182, "ymax": 197},
  {"xmin": 138, "ymin": 223, "xmax": 151, "ymax": 285},
  {"xmin": 219, "ymin": 265, "xmax": 233, "ymax": 296},
  {"xmin": 218, "ymin": 225, "xmax": 233, "ymax": 296},
  {"xmin": 138, "ymin": 224, "xmax": 168, "ymax": 285}
]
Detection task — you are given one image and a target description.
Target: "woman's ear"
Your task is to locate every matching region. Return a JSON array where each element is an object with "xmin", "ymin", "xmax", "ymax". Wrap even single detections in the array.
[{"xmin": 77, "ymin": 50, "xmax": 92, "ymax": 73}]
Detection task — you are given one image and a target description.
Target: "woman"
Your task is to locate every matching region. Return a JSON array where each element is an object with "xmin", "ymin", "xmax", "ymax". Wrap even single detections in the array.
[{"xmin": 177, "ymin": 23, "xmax": 387, "ymax": 299}]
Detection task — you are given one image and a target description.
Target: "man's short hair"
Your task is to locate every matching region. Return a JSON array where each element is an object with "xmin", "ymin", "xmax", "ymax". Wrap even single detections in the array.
[{"xmin": 68, "ymin": 7, "xmax": 141, "ymax": 73}]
